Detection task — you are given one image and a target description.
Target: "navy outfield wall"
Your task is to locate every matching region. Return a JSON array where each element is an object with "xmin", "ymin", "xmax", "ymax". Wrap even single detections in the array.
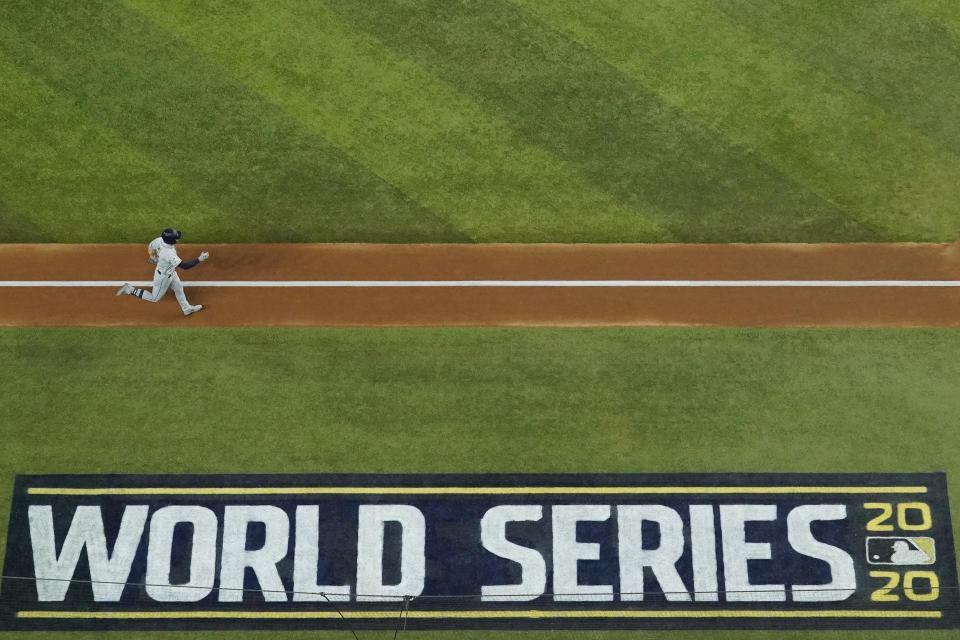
[{"xmin": 1, "ymin": 473, "xmax": 957, "ymax": 631}]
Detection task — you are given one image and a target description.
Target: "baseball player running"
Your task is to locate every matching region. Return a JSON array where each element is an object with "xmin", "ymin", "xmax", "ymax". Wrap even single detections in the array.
[{"xmin": 116, "ymin": 228, "xmax": 209, "ymax": 316}]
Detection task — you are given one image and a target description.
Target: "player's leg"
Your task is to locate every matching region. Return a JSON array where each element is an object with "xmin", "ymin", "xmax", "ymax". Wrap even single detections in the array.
[
  {"xmin": 170, "ymin": 274, "xmax": 191, "ymax": 312},
  {"xmin": 171, "ymin": 274, "xmax": 203, "ymax": 315},
  {"xmin": 128, "ymin": 272, "xmax": 170, "ymax": 303}
]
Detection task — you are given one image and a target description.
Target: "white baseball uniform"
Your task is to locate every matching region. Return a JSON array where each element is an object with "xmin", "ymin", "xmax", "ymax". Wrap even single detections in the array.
[
  {"xmin": 118, "ymin": 232, "xmax": 207, "ymax": 315},
  {"xmin": 131, "ymin": 241, "xmax": 194, "ymax": 313}
]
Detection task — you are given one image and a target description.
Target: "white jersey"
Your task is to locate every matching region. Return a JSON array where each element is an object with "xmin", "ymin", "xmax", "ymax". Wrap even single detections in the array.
[{"xmin": 155, "ymin": 243, "xmax": 182, "ymax": 276}]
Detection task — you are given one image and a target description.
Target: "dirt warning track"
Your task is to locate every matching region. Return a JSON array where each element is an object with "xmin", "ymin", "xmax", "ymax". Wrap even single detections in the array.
[{"xmin": 1, "ymin": 243, "xmax": 960, "ymax": 327}]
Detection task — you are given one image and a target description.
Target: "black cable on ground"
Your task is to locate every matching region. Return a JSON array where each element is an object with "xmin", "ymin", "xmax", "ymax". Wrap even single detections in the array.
[{"xmin": 320, "ymin": 591, "xmax": 361, "ymax": 640}]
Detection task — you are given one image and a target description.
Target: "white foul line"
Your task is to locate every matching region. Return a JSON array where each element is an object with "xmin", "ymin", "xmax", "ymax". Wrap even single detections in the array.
[{"xmin": 2, "ymin": 280, "xmax": 960, "ymax": 288}]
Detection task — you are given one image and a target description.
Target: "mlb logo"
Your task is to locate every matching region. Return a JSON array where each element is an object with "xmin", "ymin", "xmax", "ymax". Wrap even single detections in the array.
[{"xmin": 866, "ymin": 536, "xmax": 936, "ymax": 565}]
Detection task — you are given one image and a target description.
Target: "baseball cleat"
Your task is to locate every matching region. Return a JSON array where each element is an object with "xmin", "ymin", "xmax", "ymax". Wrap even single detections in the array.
[
  {"xmin": 183, "ymin": 304, "xmax": 203, "ymax": 316},
  {"xmin": 116, "ymin": 283, "xmax": 133, "ymax": 296}
]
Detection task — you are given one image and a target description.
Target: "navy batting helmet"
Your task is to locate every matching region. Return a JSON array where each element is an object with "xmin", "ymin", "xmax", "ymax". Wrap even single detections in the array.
[{"xmin": 161, "ymin": 228, "xmax": 182, "ymax": 245}]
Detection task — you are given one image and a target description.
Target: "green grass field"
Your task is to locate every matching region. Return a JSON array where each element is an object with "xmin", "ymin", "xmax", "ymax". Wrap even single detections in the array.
[
  {"xmin": 2, "ymin": 1, "xmax": 960, "ymax": 638},
  {"xmin": 2, "ymin": 0, "xmax": 960, "ymax": 242}
]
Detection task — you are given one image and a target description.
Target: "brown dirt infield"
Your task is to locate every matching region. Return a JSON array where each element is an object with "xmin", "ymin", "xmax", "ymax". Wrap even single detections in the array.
[{"xmin": 1, "ymin": 243, "xmax": 959, "ymax": 327}]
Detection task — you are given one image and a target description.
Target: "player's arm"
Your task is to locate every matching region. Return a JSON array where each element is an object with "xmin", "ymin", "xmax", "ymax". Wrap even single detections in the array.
[
  {"xmin": 177, "ymin": 251, "xmax": 210, "ymax": 270},
  {"xmin": 147, "ymin": 238, "xmax": 161, "ymax": 264}
]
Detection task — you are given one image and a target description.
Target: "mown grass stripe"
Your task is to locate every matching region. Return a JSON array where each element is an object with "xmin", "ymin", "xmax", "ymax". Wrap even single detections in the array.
[
  {"xmin": 124, "ymin": 0, "xmax": 667, "ymax": 243},
  {"xmin": 512, "ymin": 0, "xmax": 960, "ymax": 241},
  {"xmin": 0, "ymin": 1, "xmax": 466, "ymax": 243},
  {"xmin": 322, "ymin": 0, "xmax": 875, "ymax": 243}
]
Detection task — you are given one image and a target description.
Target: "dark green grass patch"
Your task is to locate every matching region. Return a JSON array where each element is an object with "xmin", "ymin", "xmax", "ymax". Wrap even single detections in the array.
[
  {"xmin": 716, "ymin": 0, "xmax": 960, "ymax": 155},
  {"xmin": 0, "ymin": 198, "xmax": 49, "ymax": 243},
  {"xmin": 1, "ymin": 327, "xmax": 959, "ymax": 639}
]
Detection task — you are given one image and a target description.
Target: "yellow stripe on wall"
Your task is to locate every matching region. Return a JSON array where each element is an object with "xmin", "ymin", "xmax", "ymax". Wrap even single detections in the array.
[
  {"xmin": 26, "ymin": 486, "xmax": 927, "ymax": 496},
  {"xmin": 17, "ymin": 609, "xmax": 942, "ymax": 620}
]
